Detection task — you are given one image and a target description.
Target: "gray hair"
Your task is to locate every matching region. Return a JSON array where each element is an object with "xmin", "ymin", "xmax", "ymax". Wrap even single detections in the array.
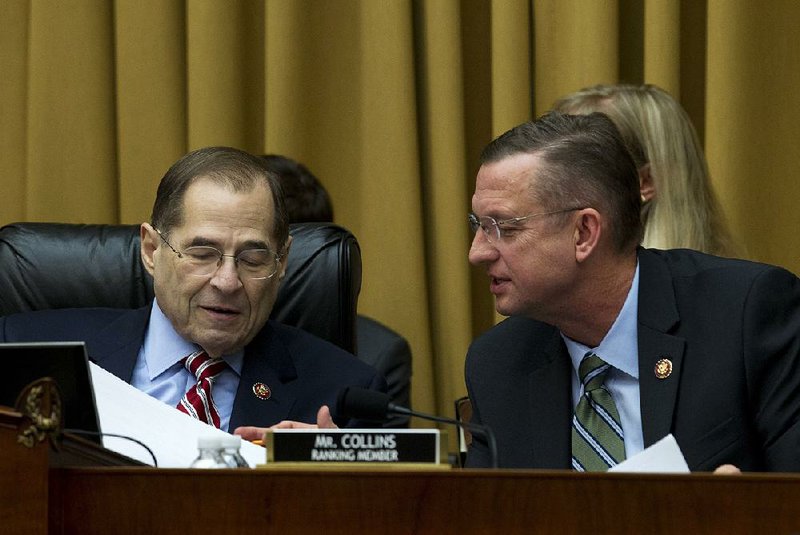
[{"xmin": 151, "ymin": 146, "xmax": 289, "ymax": 253}]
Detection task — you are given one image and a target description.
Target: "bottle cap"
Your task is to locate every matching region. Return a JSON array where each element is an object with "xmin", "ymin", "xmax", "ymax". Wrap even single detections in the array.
[
  {"xmin": 197, "ymin": 435, "xmax": 223, "ymax": 449},
  {"xmin": 221, "ymin": 434, "xmax": 242, "ymax": 449}
]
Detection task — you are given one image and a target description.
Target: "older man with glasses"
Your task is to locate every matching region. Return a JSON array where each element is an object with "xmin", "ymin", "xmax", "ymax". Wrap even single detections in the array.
[{"xmin": 0, "ymin": 146, "xmax": 386, "ymax": 434}]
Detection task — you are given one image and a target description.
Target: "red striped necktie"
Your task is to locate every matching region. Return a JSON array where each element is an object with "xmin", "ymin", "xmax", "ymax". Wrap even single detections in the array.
[{"xmin": 176, "ymin": 350, "xmax": 228, "ymax": 428}]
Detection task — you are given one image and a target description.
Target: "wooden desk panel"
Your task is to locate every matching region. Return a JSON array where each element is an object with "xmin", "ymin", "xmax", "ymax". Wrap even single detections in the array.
[
  {"xmin": 1, "ymin": 411, "xmax": 49, "ymax": 535},
  {"xmin": 50, "ymin": 468, "xmax": 800, "ymax": 534}
]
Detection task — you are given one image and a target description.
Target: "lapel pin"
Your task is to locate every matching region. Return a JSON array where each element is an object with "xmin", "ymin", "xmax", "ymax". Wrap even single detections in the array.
[
  {"xmin": 654, "ymin": 358, "xmax": 673, "ymax": 379},
  {"xmin": 252, "ymin": 382, "xmax": 272, "ymax": 400}
]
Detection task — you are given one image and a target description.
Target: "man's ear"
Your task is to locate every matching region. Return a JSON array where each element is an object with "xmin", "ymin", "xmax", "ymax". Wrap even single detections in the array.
[
  {"xmin": 639, "ymin": 163, "xmax": 656, "ymax": 203},
  {"xmin": 277, "ymin": 235, "xmax": 293, "ymax": 281},
  {"xmin": 140, "ymin": 223, "xmax": 158, "ymax": 276},
  {"xmin": 574, "ymin": 209, "xmax": 601, "ymax": 263}
]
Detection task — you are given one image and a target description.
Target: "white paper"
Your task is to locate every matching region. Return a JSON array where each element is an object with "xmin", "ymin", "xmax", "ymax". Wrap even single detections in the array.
[
  {"xmin": 609, "ymin": 433, "xmax": 690, "ymax": 473},
  {"xmin": 89, "ymin": 362, "xmax": 266, "ymax": 468}
]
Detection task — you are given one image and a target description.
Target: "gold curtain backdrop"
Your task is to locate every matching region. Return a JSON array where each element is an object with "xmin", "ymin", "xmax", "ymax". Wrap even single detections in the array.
[{"xmin": 3, "ymin": 0, "xmax": 800, "ymax": 427}]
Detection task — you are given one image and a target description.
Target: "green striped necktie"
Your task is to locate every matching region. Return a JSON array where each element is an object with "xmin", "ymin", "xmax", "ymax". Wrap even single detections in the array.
[{"xmin": 571, "ymin": 352, "xmax": 625, "ymax": 471}]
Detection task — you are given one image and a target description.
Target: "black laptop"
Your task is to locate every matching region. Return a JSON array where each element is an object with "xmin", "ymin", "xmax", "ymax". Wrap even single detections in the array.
[{"xmin": 0, "ymin": 342, "xmax": 102, "ymax": 445}]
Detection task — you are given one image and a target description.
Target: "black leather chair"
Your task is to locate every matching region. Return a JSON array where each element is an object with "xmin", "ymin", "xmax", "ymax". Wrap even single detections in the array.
[{"xmin": 0, "ymin": 222, "xmax": 362, "ymax": 353}]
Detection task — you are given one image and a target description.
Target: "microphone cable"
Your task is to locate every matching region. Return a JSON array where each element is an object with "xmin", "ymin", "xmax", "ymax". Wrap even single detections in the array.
[
  {"xmin": 337, "ymin": 386, "xmax": 500, "ymax": 469},
  {"xmin": 389, "ymin": 404, "xmax": 499, "ymax": 469},
  {"xmin": 62, "ymin": 428, "xmax": 158, "ymax": 467}
]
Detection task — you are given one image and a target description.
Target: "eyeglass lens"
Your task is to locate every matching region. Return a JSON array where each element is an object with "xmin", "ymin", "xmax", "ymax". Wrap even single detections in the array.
[
  {"xmin": 468, "ymin": 214, "xmax": 500, "ymax": 242},
  {"xmin": 182, "ymin": 246, "xmax": 278, "ymax": 279}
]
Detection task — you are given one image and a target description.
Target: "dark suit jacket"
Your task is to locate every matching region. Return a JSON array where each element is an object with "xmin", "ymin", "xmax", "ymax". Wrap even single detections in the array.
[
  {"xmin": 357, "ymin": 315, "xmax": 412, "ymax": 427},
  {"xmin": 465, "ymin": 248, "xmax": 800, "ymax": 471},
  {"xmin": 0, "ymin": 306, "xmax": 387, "ymax": 430}
]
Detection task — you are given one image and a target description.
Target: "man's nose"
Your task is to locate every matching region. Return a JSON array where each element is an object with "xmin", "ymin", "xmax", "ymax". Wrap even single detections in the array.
[
  {"xmin": 210, "ymin": 256, "xmax": 243, "ymax": 291},
  {"xmin": 468, "ymin": 230, "xmax": 498, "ymax": 266}
]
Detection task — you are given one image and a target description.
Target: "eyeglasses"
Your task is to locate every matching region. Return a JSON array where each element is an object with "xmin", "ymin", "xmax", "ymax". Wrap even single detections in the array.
[
  {"xmin": 468, "ymin": 207, "xmax": 587, "ymax": 243},
  {"xmin": 156, "ymin": 229, "xmax": 283, "ymax": 280}
]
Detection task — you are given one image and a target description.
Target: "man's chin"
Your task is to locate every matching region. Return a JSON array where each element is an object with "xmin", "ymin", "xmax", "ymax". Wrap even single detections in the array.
[
  {"xmin": 495, "ymin": 296, "xmax": 534, "ymax": 319},
  {"xmin": 188, "ymin": 317, "xmax": 265, "ymax": 356},
  {"xmin": 195, "ymin": 335, "xmax": 246, "ymax": 358},
  {"xmin": 494, "ymin": 298, "xmax": 515, "ymax": 318}
]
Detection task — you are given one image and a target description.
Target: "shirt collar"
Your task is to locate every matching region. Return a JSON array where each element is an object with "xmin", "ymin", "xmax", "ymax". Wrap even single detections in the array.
[
  {"xmin": 562, "ymin": 261, "xmax": 640, "ymax": 380},
  {"xmin": 142, "ymin": 299, "xmax": 244, "ymax": 380}
]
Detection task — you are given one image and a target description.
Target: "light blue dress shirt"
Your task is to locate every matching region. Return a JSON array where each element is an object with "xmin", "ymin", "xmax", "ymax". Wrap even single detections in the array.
[
  {"xmin": 562, "ymin": 262, "xmax": 644, "ymax": 458},
  {"xmin": 130, "ymin": 300, "xmax": 244, "ymax": 432}
]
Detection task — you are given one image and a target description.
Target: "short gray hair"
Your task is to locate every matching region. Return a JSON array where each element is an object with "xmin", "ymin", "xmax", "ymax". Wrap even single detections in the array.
[{"xmin": 151, "ymin": 146, "xmax": 289, "ymax": 253}]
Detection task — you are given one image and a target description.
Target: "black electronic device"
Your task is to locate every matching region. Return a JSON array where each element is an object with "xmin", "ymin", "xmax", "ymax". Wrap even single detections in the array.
[{"xmin": 0, "ymin": 342, "xmax": 102, "ymax": 445}]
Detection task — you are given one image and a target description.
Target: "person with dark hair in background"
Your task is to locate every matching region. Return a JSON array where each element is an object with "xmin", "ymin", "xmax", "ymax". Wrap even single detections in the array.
[
  {"xmin": 464, "ymin": 112, "xmax": 800, "ymax": 472},
  {"xmin": 261, "ymin": 155, "xmax": 334, "ymax": 223},
  {"xmin": 262, "ymin": 154, "xmax": 413, "ymax": 428},
  {"xmin": 0, "ymin": 146, "xmax": 386, "ymax": 435}
]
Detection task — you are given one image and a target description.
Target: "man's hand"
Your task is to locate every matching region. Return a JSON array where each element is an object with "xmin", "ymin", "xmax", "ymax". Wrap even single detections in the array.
[
  {"xmin": 233, "ymin": 405, "xmax": 338, "ymax": 441},
  {"xmin": 270, "ymin": 405, "xmax": 338, "ymax": 429},
  {"xmin": 233, "ymin": 425, "xmax": 267, "ymax": 442},
  {"xmin": 713, "ymin": 464, "xmax": 742, "ymax": 475}
]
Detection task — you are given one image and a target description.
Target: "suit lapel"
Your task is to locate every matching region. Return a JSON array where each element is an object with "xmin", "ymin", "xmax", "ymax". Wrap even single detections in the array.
[
  {"xmin": 86, "ymin": 311, "xmax": 300, "ymax": 429},
  {"xmin": 87, "ymin": 307, "xmax": 150, "ymax": 382},
  {"xmin": 229, "ymin": 322, "xmax": 299, "ymax": 430},
  {"xmin": 637, "ymin": 249, "xmax": 686, "ymax": 447},
  {"xmin": 527, "ymin": 329, "xmax": 573, "ymax": 469}
]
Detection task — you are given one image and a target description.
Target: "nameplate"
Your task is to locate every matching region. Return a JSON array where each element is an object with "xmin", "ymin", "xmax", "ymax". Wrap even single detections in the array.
[{"xmin": 265, "ymin": 429, "xmax": 444, "ymax": 464}]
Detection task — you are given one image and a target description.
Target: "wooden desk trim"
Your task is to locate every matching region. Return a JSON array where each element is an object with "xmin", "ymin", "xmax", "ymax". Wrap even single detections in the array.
[{"xmin": 49, "ymin": 467, "xmax": 800, "ymax": 534}]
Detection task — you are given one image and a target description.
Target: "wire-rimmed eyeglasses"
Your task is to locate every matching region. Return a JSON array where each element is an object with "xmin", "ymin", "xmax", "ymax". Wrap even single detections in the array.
[
  {"xmin": 468, "ymin": 207, "xmax": 587, "ymax": 243},
  {"xmin": 156, "ymin": 229, "xmax": 283, "ymax": 280}
]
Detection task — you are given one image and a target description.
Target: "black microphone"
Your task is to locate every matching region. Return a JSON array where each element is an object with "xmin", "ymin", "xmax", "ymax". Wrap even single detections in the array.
[{"xmin": 336, "ymin": 386, "xmax": 499, "ymax": 469}]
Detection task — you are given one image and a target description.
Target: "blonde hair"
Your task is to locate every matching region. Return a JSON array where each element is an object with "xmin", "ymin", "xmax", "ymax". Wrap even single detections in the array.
[{"xmin": 554, "ymin": 84, "xmax": 737, "ymax": 256}]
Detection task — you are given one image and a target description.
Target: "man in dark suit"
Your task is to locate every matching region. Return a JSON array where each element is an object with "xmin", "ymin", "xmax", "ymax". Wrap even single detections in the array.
[
  {"xmin": 465, "ymin": 112, "xmax": 800, "ymax": 471},
  {"xmin": 0, "ymin": 146, "xmax": 385, "ymax": 433},
  {"xmin": 262, "ymin": 154, "xmax": 413, "ymax": 427}
]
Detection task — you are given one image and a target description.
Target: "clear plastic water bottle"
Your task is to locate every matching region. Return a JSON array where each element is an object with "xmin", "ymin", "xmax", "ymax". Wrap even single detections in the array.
[
  {"xmin": 190, "ymin": 436, "xmax": 228, "ymax": 469},
  {"xmin": 220, "ymin": 434, "xmax": 250, "ymax": 468}
]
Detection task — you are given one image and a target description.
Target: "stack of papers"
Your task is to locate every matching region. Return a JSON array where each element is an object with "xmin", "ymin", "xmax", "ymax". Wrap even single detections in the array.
[
  {"xmin": 90, "ymin": 363, "xmax": 266, "ymax": 468},
  {"xmin": 609, "ymin": 434, "xmax": 689, "ymax": 473}
]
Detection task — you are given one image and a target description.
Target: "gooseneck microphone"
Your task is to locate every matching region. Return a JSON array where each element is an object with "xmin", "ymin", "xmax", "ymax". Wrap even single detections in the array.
[{"xmin": 336, "ymin": 386, "xmax": 499, "ymax": 469}]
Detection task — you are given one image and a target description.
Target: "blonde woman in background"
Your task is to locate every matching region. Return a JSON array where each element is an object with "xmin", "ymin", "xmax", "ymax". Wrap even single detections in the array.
[{"xmin": 554, "ymin": 84, "xmax": 738, "ymax": 257}]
